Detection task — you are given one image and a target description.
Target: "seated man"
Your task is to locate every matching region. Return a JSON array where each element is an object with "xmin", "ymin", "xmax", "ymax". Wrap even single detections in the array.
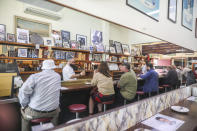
[
  {"xmin": 18, "ymin": 60, "xmax": 61, "ymax": 131},
  {"xmin": 165, "ymin": 66, "xmax": 178, "ymax": 88},
  {"xmin": 139, "ymin": 63, "xmax": 159, "ymax": 94},
  {"xmin": 116, "ymin": 63, "xmax": 137, "ymax": 105}
]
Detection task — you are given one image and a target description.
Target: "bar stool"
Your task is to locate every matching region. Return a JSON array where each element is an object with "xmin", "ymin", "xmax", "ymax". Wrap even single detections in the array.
[
  {"xmin": 67, "ymin": 104, "xmax": 87, "ymax": 123},
  {"xmin": 31, "ymin": 117, "xmax": 53, "ymax": 131},
  {"xmin": 102, "ymin": 100, "xmax": 114, "ymax": 112},
  {"xmin": 161, "ymin": 85, "xmax": 171, "ymax": 92},
  {"xmin": 136, "ymin": 91, "xmax": 144, "ymax": 101}
]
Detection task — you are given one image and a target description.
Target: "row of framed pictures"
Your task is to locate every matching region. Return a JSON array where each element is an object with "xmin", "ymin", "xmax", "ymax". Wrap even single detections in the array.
[
  {"xmin": 109, "ymin": 40, "xmax": 130, "ymax": 55},
  {"xmin": 126, "ymin": 0, "xmax": 195, "ymax": 31},
  {"xmin": 7, "ymin": 48, "xmax": 39, "ymax": 58}
]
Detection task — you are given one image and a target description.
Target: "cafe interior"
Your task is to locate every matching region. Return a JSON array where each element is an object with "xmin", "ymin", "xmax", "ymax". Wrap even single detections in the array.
[{"xmin": 0, "ymin": 0, "xmax": 197, "ymax": 131}]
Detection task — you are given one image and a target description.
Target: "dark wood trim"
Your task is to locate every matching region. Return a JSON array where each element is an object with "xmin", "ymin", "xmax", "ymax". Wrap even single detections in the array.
[
  {"xmin": 195, "ymin": 19, "xmax": 197, "ymax": 38},
  {"xmin": 126, "ymin": 0, "xmax": 159, "ymax": 22},
  {"xmin": 0, "ymin": 41, "xmax": 47, "ymax": 48},
  {"xmin": 167, "ymin": 0, "xmax": 177, "ymax": 23}
]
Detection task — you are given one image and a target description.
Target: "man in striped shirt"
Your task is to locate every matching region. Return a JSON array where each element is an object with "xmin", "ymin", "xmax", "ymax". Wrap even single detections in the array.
[{"xmin": 18, "ymin": 60, "xmax": 61, "ymax": 131}]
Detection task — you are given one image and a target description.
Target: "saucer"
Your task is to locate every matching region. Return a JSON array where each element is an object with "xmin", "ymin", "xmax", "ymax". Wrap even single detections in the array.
[{"xmin": 171, "ymin": 106, "xmax": 189, "ymax": 113}]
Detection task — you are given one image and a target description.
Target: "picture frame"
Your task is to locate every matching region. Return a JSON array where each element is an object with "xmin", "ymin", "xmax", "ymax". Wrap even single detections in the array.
[
  {"xmin": 109, "ymin": 40, "xmax": 116, "ymax": 53},
  {"xmin": 43, "ymin": 37, "xmax": 54, "ymax": 46},
  {"xmin": 16, "ymin": 28, "xmax": 29, "ymax": 43},
  {"xmin": 52, "ymin": 30, "xmax": 62, "ymax": 47},
  {"xmin": 96, "ymin": 43, "xmax": 105, "ymax": 52},
  {"xmin": 168, "ymin": 0, "xmax": 177, "ymax": 23},
  {"xmin": 114, "ymin": 41, "xmax": 123, "ymax": 54},
  {"xmin": 15, "ymin": 16, "xmax": 51, "ymax": 37},
  {"xmin": 61, "ymin": 30, "xmax": 70, "ymax": 44},
  {"xmin": 62, "ymin": 41, "xmax": 70, "ymax": 48},
  {"xmin": 122, "ymin": 44, "xmax": 130, "ymax": 55},
  {"xmin": 109, "ymin": 47, "xmax": 116, "ymax": 54},
  {"xmin": 70, "ymin": 40, "xmax": 79, "ymax": 49},
  {"xmin": 76, "ymin": 34, "xmax": 87, "ymax": 49},
  {"xmin": 110, "ymin": 56, "xmax": 118, "ymax": 62},
  {"xmin": 126, "ymin": 0, "xmax": 160, "ymax": 21},
  {"xmin": 91, "ymin": 30, "xmax": 103, "ymax": 45},
  {"xmin": 0, "ymin": 24, "xmax": 6, "ymax": 41},
  {"xmin": 18, "ymin": 48, "xmax": 27, "ymax": 58},
  {"xmin": 181, "ymin": 0, "xmax": 194, "ymax": 31},
  {"xmin": 7, "ymin": 33, "xmax": 15, "ymax": 42}
]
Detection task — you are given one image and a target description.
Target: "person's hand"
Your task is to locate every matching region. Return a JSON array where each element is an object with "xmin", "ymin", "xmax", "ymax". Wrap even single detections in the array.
[{"xmin": 80, "ymin": 70, "xmax": 86, "ymax": 76}]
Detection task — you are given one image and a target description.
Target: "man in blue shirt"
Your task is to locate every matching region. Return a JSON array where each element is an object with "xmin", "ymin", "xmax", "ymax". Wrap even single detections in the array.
[{"xmin": 140, "ymin": 63, "xmax": 159, "ymax": 93}]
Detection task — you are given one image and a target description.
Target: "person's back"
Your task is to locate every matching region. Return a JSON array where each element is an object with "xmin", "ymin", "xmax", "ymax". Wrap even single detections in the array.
[
  {"xmin": 119, "ymin": 69, "xmax": 137, "ymax": 100},
  {"xmin": 140, "ymin": 64, "xmax": 158, "ymax": 93},
  {"xmin": 166, "ymin": 69, "xmax": 178, "ymax": 88},
  {"xmin": 186, "ymin": 70, "xmax": 196, "ymax": 86},
  {"xmin": 28, "ymin": 70, "xmax": 61, "ymax": 111}
]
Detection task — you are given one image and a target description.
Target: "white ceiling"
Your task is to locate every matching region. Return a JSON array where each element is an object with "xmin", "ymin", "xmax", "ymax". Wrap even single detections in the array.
[{"xmin": 17, "ymin": 0, "xmax": 63, "ymax": 12}]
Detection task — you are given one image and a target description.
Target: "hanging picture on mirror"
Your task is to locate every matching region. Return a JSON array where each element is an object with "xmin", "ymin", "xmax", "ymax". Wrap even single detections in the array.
[
  {"xmin": 52, "ymin": 30, "xmax": 62, "ymax": 47},
  {"xmin": 114, "ymin": 41, "xmax": 123, "ymax": 54},
  {"xmin": 16, "ymin": 28, "xmax": 29, "ymax": 43},
  {"xmin": 0, "ymin": 24, "xmax": 6, "ymax": 41},
  {"xmin": 43, "ymin": 37, "xmax": 54, "ymax": 46},
  {"xmin": 7, "ymin": 33, "xmax": 15, "ymax": 42},
  {"xmin": 126, "ymin": 0, "xmax": 160, "ymax": 21},
  {"xmin": 168, "ymin": 0, "xmax": 177, "ymax": 23},
  {"xmin": 122, "ymin": 44, "xmax": 130, "ymax": 55},
  {"xmin": 61, "ymin": 30, "xmax": 70, "ymax": 45},
  {"xmin": 181, "ymin": 0, "xmax": 194, "ymax": 31},
  {"xmin": 76, "ymin": 34, "xmax": 87, "ymax": 49}
]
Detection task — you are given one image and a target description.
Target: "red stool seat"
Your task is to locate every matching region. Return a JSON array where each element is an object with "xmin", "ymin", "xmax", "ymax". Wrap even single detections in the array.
[
  {"xmin": 31, "ymin": 117, "xmax": 52, "ymax": 124},
  {"xmin": 102, "ymin": 100, "xmax": 114, "ymax": 105},
  {"xmin": 68, "ymin": 104, "xmax": 87, "ymax": 113},
  {"xmin": 136, "ymin": 91, "xmax": 145, "ymax": 95}
]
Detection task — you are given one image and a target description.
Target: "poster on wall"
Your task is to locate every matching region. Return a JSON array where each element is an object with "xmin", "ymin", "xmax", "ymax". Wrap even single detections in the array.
[
  {"xmin": 182, "ymin": 0, "xmax": 194, "ymax": 31},
  {"xmin": 16, "ymin": 28, "xmax": 29, "ymax": 43},
  {"xmin": 0, "ymin": 24, "xmax": 6, "ymax": 41},
  {"xmin": 168, "ymin": 0, "xmax": 177, "ymax": 23},
  {"xmin": 126, "ymin": 0, "xmax": 160, "ymax": 21},
  {"xmin": 91, "ymin": 30, "xmax": 104, "ymax": 52}
]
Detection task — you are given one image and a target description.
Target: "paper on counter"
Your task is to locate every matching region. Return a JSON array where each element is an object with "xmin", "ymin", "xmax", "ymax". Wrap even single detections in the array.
[
  {"xmin": 142, "ymin": 113, "xmax": 184, "ymax": 131},
  {"xmin": 61, "ymin": 87, "xmax": 69, "ymax": 90},
  {"xmin": 187, "ymin": 96, "xmax": 197, "ymax": 102}
]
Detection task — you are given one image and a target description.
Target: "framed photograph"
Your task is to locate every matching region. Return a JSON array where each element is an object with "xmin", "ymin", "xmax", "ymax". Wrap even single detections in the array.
[
  {"xmin": 110, "ymin": 47, "xmax": 116, "ymax": 53},
  {"xmin": 43, "ymin": 37, "xmax": 54, "ymax": 46},
  {"xmin": 70, "ymin": 40, "xmax": 79, "ymax": 49},
  {"xmin": 15, "ymin": 16, "xmax": 50, "ymax": 37},
  {"xmin": 76, "ymin": 34, "xmax": 87, "ymax": 49},
  {"xmin": 7, "ymin": 33, "xmax": 15, "ymax": 42},
  {"xmin": 62, "ymin": 41, "xmax": 70, "ymax": 48},
  {"xmin": 16, "ymin": 28, "xmax": 29, "ymax": 43},
  {"xmin": 122, "ymin": 44, "xmax": 130, "ymax": 55},
  {"xmin": 196, "ymin": 19, "xmax": 197, "ymax": 38},
  {"xmin": 18, "ymin": 48, "xmax": 27, "ymax": 57},
  {"xmin": 109, "ymin": 40, "xmax": 116, "ymax": 53},
  {"xmin": 52, "ymin": 30, "xmax": 62, "ymax": 47},
  {"xmin": 108, "ymin": 63, "xmax": 119, "ymax": 71},
  {"xmin": 110, "ymin": 56, "xmax": 118, "ymax": 62},
  {"xmin": 114, "ymin": 41, "xmax": 123, "ymax": 54},
  {"xmin": 61, "ymin": 30, "xmax": 70, "ymax": 44},
  {"xmin": 126, "ymin": 0, "xmax": 160, "ymax": 21},
  {"xmin": 0, "ymin": 24, "xmax": 6, "ymax": 41},
  {"xmin": 91, "ymin": 30, "xmax": 103, "ymax": 45},
  {"xmin": 168, "ymin": 0, "xmax": 177, "ymax": 23},
  {"xmin": 96, "ymin": 43, "xmax": 105, "ymax": 52},
  {"xmin": 182, "ymin": 0, "xmax": 194, "ymax": 31}
]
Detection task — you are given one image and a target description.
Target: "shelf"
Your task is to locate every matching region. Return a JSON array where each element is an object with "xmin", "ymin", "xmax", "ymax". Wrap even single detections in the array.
[
  {"xmin": 0, "ymin": 57, "xmax": 47, "ymax": 60},
  {"xmin": 52, "ymin": 46, "xmax": 90, "ymax": 53},
  {"xmin": 0, "ymin": 41, "xmax": 47, "ymax": 48},
  {"xmin": 108, "ymin": 53, "xmax": 130, "ymax": 57}
]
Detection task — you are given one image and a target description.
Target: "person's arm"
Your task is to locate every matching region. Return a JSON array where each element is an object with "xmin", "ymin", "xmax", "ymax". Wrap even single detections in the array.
[
  {"xmin": 91, "ymin": 72, "xmax": 98, "ymax": 86},
  {"xmin": 18, "ymin": 75, "xmax": 35, "ymax": 108},
  {"xmin": 70, "ymin": 70, "xmax": 85, "ymax": 79},
  {"xmin": 117, "ymin": 75, "xmax": 127, "ymax": 88},
  {"xmin": 140, "ymin": 71, "xmax": 152, "ymax": 79}
]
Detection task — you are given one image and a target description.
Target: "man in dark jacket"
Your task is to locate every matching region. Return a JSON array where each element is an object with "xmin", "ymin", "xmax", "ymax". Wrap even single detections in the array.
[{"xmin": 165, "ymin": 66, "xmax": 179, "ymax": 88}]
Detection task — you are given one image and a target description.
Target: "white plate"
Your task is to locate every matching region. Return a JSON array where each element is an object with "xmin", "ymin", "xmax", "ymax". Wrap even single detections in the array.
[
  {"xmin": 171, "ymin": 106, "xmax": 189, "ymax": 113},
  {"xmin": 85, "ymin": 82, "xmax": 91, "ymax": 85}
]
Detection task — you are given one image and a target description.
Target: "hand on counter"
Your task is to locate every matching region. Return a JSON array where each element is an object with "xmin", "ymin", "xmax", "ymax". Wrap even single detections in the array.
[{"xmin": 80, "ymin": 70, "xmax": 86, "ymax": 76}]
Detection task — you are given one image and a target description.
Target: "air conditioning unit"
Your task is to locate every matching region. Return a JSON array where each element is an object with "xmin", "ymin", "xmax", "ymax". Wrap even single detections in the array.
[{"xmin": 24, "ymin": 7, "xmax": 62, "ymax": 20}]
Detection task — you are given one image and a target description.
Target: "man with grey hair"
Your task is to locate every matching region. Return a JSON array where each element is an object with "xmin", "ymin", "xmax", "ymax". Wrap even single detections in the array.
[
  {"xmin": 62, "ymin": 53, "xmax": 85, "ymax": 81},
  {"xmin": 18, "ymin": 59, "xmax": 61, "ymax": 131}
]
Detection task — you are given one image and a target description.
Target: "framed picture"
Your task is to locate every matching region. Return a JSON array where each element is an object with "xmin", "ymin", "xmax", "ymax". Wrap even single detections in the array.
[
  {"xmin": 52, "ymin": 30, "xmax": 62, "ymax": 47},
  {"xmin": 62, "ymin": 41, "xmax": 70, "ymax": 48},
  {"xmin": 181, "ymin": 0, "xmax": 194, "ymax": 31},
  {"xmin": 61, "ymin": 30, "xmax": 70, "ymax": 44},
  {"xmin": 110, "ymin": 56, "xmax": 118, "ymax": 62},
  {"xmin": 196, "ymin": 19, "xmax": 197, "ymax": 38},
  {"xmin": 43, "ymin": 37, "xmax": 54, "ymax": 46},
  {"xmin": 114, "ymin": 41, "xmax": 123, "ymax": 54},
  {"xmin": 18, "ymin": 48, "xmax": 27, "ymax": 57},
  {"xmin": 7, "ymin": 33, "xmax": 15, "ymax": 42},
  {"xmin": 122, "ymin": 44, "xmax": 130, "ymax": 55},
  {"xmin": 16, "ymin": 28, "xmax": 29, "ymax": 43},
  {"xmin": 70, "ymin": 40, "xmax": 79, "ymax": 49},
  {"xmin": 168, "ymin": 0, "xmax": 177, "ymax": 23},
  {"xmin": 96, "ymin": 43, "xmax": 105, "ymax": 52},
  {"xmin": 0, "ymin": 24, "xmax": 6, "ymax": 41},
  {"xmin": 15, "ymin": 16, "xmax": 51, "ymax": 37},
  {"xmin": 91, "ymin": 30, "xmax": 103, "ymax": 45},
  {"xmin": 126, "ymin": 0, "xmax": 160, "ymax": 21},
  {"xmin": 76, "ymin": 34, "xmax": 87, "ymax": 49},
  {"xmin": 110, "ymin": 47, "xmax": 116, "ymax": 53}
]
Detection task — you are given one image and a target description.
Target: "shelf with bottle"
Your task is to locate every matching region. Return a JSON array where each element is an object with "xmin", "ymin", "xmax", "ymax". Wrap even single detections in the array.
[{"xmin": 0, "ymin": 41, "xmax": 47, "ymax": 48}]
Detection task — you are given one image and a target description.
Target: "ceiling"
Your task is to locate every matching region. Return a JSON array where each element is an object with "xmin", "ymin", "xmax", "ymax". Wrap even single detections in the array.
[
  {"xmin": 142, "ymin": 42, "xmax": 194, "ymax": 55},
  {"xmin": 17, "ymin": 0, "xmax": 63, "ymax": 12}
]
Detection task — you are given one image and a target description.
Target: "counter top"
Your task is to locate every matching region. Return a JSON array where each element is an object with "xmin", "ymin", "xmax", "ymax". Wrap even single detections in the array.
[{"xmin": 0, "ymin": 98, "xmax": 18, "ymax": 104}]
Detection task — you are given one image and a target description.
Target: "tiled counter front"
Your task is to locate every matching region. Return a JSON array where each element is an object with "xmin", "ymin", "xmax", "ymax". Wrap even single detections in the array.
[{"xmin": 54, "ymin": 87, "xmax": 191, "ymax": 131}]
